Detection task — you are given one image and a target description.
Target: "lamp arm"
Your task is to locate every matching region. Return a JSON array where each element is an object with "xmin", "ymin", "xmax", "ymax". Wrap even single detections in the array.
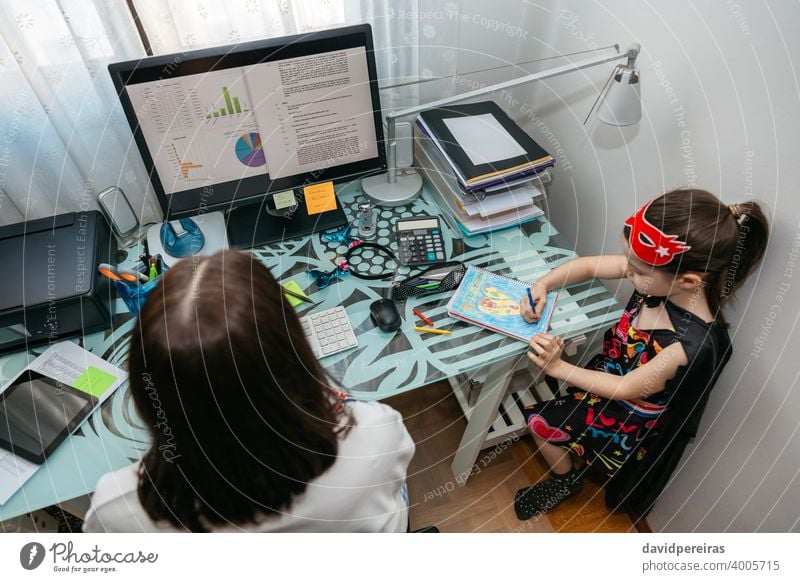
[
  {"xmin": 381, "ymin": 43, "xmax": 640, "ymax": 186},
  {"xmin": 382, "ymin": 44, "xmax": 638, "ymax": 182},
  {"xmin": 383, "ymin": 45, "xmax": 631, "ymax": 124},
  {"xmin": 583, "ymin": 64, "xmax": 622, "ymax": 126}
]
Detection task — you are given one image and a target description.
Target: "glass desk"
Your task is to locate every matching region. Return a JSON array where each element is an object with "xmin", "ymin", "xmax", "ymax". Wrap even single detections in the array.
[{"xmin": 0, "ymin": 181, "xmax": 622, "ymax": 521}]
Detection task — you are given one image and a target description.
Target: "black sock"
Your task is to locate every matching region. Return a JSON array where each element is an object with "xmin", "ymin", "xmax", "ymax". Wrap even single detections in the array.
[{"xmin": 514, "ymin": 468, "xmax": 584, "ymax": 521}]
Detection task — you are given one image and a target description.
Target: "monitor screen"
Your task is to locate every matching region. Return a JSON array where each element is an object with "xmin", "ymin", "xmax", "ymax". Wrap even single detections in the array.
[{"xmin": 109, "ymin": 24, "xmax": 386, "ymax": 218}]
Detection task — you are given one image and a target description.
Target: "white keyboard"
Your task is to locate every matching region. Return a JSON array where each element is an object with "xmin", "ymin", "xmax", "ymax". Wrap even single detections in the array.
[{"xmin": 300, "ymin": 306, "xmax": 358, "ymax": 358}]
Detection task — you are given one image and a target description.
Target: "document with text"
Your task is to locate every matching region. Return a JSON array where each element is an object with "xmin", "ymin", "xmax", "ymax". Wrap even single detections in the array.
[{"xmin": 248, "ymin": 47, "xmax": 379, "ymax": 179}]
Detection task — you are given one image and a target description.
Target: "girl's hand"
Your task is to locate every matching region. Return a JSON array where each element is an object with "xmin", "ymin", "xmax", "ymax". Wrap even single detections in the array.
[
  {"xmin": 528, "ymin": 333, "xmax": 565, "ymax": 374},
  {"xmin": 520, "ymin": 282, "xmax": 548, "ymax": 323}
]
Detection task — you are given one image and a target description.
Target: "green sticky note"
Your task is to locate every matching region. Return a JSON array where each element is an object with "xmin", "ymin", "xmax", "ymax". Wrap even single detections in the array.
[
  {"xmin": 282, "ymin": 280, "xmax": 308, "ymax": 308},
  {"xmin": 73, "ymin": 366, "xmax": 116, "ymax": 398},
  {"xmin": 273, "ymin": 190, "xmax": 297, "ymax": 210}
]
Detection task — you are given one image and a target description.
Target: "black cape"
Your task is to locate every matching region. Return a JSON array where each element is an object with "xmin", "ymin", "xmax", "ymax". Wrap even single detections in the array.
[{"xmin": 604, "ymin": 295, "xmax": 732, "ymax": 518}]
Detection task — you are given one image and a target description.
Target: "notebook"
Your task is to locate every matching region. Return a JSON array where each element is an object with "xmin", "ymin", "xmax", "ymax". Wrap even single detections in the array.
[
  {"xmin": 417, "ymin": 101, "xmax": 554, "ymax": 187},
  {"xmin": 447, "ymin": 266, "xmax": 558, "ymax": 342}
]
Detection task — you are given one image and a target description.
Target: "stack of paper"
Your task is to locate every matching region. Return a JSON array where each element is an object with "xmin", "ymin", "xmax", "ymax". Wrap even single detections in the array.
[
  {"xmin": 462, "ymin": 183, "xmax": 542, "ymax": 218},
  {"xmin": 416, "ymin": 100, "xmax": 554, "ymax": 194},
  {"xmin": 415, "ymin": 131, "xmax": 549, "ymax": 236}
]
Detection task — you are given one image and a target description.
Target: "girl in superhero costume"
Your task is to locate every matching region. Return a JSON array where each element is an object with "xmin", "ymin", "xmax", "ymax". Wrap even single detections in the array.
[{"xmin": 514, "ymin": 189, "xmax": 769, "ymax": 521}]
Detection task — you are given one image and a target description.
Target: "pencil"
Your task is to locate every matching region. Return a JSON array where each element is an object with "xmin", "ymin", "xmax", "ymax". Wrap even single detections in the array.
[
  {"xmin": 281, "ymin": 285, "xmax": 318, "ymax": 306},
  {"xmin": 412, "ymin": 308, "xmax": 434, "ymax": 326},
  {"xmin": 415, "ymin": 326, "xmax": 452, "ymax": 335}
]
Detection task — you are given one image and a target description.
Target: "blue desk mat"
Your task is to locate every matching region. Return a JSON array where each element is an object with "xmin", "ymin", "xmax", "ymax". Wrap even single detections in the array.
[{"xmin": 0, "ymin": 181, "xmax": 622, "ymax": 521}]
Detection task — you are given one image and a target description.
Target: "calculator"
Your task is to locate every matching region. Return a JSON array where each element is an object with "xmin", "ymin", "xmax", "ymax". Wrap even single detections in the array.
[{"xmin": 395, "ymin": 216, "xmax": 446, "ymax": 266}]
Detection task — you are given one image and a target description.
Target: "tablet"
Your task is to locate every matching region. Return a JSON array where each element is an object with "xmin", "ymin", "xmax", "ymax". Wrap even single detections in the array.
[{"xmin": 0, "ymin": 370, "xmax": 97, "ymax": 464}]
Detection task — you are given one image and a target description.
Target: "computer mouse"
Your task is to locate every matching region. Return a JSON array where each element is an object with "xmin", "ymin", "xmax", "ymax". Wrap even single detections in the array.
[
  {"xmin": 369, "ymin": 299, "xmax": 402, "ymax": 332},
  {"xmin": 160, "ymin": 217, "xmax": 205, "ymax": 258}
]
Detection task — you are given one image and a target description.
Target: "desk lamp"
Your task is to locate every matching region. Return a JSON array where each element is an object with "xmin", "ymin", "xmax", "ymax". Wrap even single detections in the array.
[{"xmin": 362, "ymin": 43, "xmax": 642, "ymax": 206}]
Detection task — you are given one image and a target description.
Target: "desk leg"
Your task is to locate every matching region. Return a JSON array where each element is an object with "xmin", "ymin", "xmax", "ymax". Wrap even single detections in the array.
[{"xmin": 451, "ymin": 355, "xmax": 521, "ymax": 486}]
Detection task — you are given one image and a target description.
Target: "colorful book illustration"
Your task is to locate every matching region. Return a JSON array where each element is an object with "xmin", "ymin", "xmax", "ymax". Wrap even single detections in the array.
[{"xmin": 447, "ymin": 266, "xmax": 558, "ymax": 342}]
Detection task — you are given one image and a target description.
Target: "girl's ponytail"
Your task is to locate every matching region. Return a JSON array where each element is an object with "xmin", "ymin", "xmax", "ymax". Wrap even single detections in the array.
[{"xmin": 721, "ymin": 201, "xmax": 769, "ymax": 299}]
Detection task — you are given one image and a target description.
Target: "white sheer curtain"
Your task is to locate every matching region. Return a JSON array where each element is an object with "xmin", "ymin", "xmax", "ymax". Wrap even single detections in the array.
[
  {"xmin": 350, "ymin": 0, "xmax": 461, "ymax": 111},
  {"xmin": 135, "ymin": 0, "xmax": 462, "ymax": 108},
  {"xmin": 0, "ymin": 0, "xmax": 462, "ymax": 227},
  {"xmin": 133, "ymin": 0, "xmax": 349, "ymax": 53},
  {"xmin": 0, "ymin": 0, "xmax": 158, "ymax": 226}
]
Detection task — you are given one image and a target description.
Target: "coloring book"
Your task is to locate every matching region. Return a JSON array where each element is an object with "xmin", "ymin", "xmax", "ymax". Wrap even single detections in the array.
[{"xmin": 447, "ymin": 266, "xmax": 558, "ymax": 342}]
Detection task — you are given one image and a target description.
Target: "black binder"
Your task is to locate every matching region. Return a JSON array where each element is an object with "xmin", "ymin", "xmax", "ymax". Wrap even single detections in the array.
[{"xmin": 417, "ymin": 101, "xmax": 553, "ymax": 185}]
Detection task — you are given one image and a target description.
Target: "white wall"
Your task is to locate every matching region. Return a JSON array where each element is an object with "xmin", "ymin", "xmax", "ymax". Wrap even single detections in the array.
[{"xmin": 488, "ymin": 0, "xmax": 800, "ymax": 531}]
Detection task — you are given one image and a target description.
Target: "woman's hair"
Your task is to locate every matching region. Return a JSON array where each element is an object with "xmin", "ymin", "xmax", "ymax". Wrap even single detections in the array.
[
  {"xmin": 624, "ymin": 188, "xmax": 769, "ymax": 324},
  {"xmin": 127, "ymin": 250, "xmax": 352, "ymax": 531}
]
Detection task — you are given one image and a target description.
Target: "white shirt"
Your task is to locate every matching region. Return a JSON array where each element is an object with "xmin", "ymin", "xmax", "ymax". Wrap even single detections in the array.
[{"xmin": 83, "ymin": 400, "xmax": 415, "ymax": 532}]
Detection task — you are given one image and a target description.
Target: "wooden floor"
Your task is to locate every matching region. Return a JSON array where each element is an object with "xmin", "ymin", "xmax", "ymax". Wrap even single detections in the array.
[{"xmin": 386, "ymin": 381, "xmax": 637, "ymax": 533}]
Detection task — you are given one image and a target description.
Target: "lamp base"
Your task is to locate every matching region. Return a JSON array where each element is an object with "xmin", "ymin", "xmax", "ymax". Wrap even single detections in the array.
[{"xmin": 361, "ymin": 170, "xmax": 422, "ymax": 207}]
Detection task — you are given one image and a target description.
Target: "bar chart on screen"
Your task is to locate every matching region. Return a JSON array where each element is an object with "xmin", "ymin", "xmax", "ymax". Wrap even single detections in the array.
[{"xmin": 205, "ymin": 85, "xmax": 251, "ymax": 119}]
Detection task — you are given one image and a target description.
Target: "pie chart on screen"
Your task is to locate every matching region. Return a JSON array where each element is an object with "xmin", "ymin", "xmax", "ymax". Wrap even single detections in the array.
[{"xmin": 235, "ymin": 132, "xmax": 266, "ymax": 167}]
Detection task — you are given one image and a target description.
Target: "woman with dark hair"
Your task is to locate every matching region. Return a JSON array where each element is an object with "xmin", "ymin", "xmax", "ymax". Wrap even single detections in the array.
[
  {"xmin": 514, "ymin": 189, "xmax": 769, "ymax": 520},
  {"xmin": 83, "ymin": 250, "xmax": 414, "ymax": 532}
]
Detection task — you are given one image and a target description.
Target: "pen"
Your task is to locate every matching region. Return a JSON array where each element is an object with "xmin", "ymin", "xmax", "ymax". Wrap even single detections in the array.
[
  {"xmin": 415, "ymin": 326, "xmax": 452, "ymax": 335},
  {"xmin": 281, "ymin": 285, "xmax": 318, "ymax": 306},
  {"xmin": 141, "ymin": 239, "xmax": 151, "ymax": 270},
  {"xmin": 412, "ymin": 308, "xmax": 434, "ymax": 326}
]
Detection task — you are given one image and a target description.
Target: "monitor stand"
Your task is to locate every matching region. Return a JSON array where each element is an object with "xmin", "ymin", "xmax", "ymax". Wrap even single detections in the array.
[{"xmin": 226, "ymin": 189, "xmax": 349, "ymax": 248}]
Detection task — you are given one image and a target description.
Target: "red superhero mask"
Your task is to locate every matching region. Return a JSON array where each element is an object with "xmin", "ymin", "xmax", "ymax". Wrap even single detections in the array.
[{"xmin": 624, "ymin": 199, "xmax": 691, "ymax": 267}]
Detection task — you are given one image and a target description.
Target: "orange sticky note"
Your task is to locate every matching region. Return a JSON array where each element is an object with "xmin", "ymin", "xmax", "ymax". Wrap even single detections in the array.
[{"xmin": 303, "ymin": 181, "xmax": 337, "ymax": 215}]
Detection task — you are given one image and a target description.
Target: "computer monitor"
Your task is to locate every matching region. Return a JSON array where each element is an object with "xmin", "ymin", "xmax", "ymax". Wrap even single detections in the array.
[{"xmin": 109, "ymin": 24, "xmax": 386, "ymax": 247}]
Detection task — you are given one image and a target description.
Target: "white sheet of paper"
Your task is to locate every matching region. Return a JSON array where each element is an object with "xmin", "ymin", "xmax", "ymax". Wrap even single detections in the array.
[
  {"xmin": 463, "ymin": 190, "xmax": 527, "ymax": 217},
  {"xmin": 463, "ymin": 182, "xmax": 542, "ymax": 216},
  {"xmin": 443, "ymin": 113, "xmax": 526, "ymax": 166},
  {"xmin": 459, "ymin": 203, "xmax": 544, "ymax": 232},
  {"xmin": 248, "ymin": 47, "xmax": 379, "ymax": 179},
  {"xmin": 0, "ymin": 341, "xmax": 126, "ymax": 505},
  {"xmin": 466, "ymin": 186, "xmax": 542, "ymax": 219},
  {"xmin": 0, "ymin": 451, "xmax": 36, "ymax": 505}
]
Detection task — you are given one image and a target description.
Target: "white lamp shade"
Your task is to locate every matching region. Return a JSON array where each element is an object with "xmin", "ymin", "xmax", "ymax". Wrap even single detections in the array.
[{"xmin": 596, "ymin": 68, "xmax": 641, "ymax": 126}]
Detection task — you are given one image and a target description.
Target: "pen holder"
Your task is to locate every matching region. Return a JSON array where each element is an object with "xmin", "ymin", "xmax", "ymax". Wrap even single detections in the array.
[{"xmin": 113, "ymin": 265, "xmax": 167, "ymax": 315}]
